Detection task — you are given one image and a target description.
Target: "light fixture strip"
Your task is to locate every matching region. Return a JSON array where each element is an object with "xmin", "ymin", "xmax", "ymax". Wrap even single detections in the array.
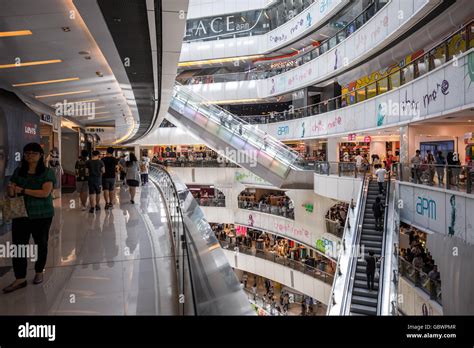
[
  {"xmin": 0, "ymin": 30, "xmax": 33, "ymax": 37},
  {"xmin": 13, "ymin": 77, "xmax": 80, "ymax": 87},
  {"xmin": 35, "ymin": 90, "xmax": 91, "ymax": 99},
  {"xmin": 0, "ymin": 59, "xmax": 62, "ymax": 69}
]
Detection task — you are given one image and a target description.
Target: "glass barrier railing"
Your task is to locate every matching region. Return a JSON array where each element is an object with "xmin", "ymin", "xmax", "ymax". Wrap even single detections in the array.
[
  {"xmin": 230, "ymin": 20, "xmax": 473, "ymax": 125},
  {"xmin": 196, "ymin": 197, "xmax": 226, "ymax": 207},
  {"xmin": 219, "ymin": 239, "xmax": 335, "ymax": 284},
  {"xmin": 399, "ymin": 257, "xmax": 442, "ymax": 305},
  {"xmin": 148, "ymin": 164, "xmax": 254, "ymax": 315},
  {"xmin": 314, "ymin": 161, "xmax": 370, "ymax": 178},
  {"xmin": 171, "ymin": 82, "xmax": 304, "ymax": 170},
  {"xmin": 155, "ymin": 158, "xmax": 239, "ymax": 168},
  {"xmin": 393, "ymin": 163, "xmax": 474, "ymax": 194},
  {"xmin": 179, "ymin": 0, "xmax": 387, "ymax": 84},
  {"xmin": 237, "ymin": 200, "xmax": 295, "ymax": 220}
]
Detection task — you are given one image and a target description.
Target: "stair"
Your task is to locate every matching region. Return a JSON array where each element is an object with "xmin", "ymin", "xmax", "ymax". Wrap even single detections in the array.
[{"xmin": 349, "ymin": 180, "xmax": 387, "ymax": 316}]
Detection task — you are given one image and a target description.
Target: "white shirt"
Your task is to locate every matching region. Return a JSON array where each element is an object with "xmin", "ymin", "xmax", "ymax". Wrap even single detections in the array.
[
  {"xmin": 354, "ymin": 155, "xmax": 364, "ymax": 167},
  {"xmin": 375, "ymin": 168, "xmax": 387, "ymax": 182}
]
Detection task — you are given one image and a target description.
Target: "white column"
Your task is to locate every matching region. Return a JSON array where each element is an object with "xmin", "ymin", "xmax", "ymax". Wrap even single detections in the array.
[{"xmin": 327, "ymin": 137, "xmax": 339, "ymax": 162}]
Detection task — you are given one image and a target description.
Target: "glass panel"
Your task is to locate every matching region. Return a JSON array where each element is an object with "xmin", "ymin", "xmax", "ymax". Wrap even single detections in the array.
[
  {"xmin": 356, "ymin": 88, "xmax": 366, "ymax": 102},
  {"xmin": 447, "ymin": 30, "xmax": 466, "ymax": 60},
  {"xmin": 389, "ymin": 71, "xmax": 401, "ymax": 89},
  {"xmin": 378, "ymin": 77, "xmax": 388, "ymax": 94},
  {"xmin": 366, "ymin": 82, "xmax": 377, "ymax": 99},
  {"xmin": 417, "ymin": 56, "xmax": 429, "ymax": 77},
  {"xmin": 430, "ymin": 45, "xmax": 446, "ymax": 69},
  {"xmin": 401, "ymin": 64, "xmax": 415, "ymax": 84}
]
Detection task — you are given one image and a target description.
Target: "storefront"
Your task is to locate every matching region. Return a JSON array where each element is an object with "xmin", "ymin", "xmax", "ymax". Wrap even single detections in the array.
[
  {"xmin": 338, "ymin": 134, "xmax": 400, "ymax": 164},
  {"xmin": 39, "ymin": 114, "xmax": 60, "ymax": 155},
  {"xmin": 284, "ymin": 139, "xmax": 327, "ymax": 160}
]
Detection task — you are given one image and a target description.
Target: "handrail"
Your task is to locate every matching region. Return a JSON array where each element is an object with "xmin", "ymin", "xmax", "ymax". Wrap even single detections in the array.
[
  {"xmin": 219, "ymin": 240, "xmax": 335, "ymax": 284},
  {"xmin": 328, "ymin": 170, "xmax": 369, "ymax": 315},
  {"xmin": 376, "ymin": 172, "xmax": 391, "ymax": 314},
  {"xmin": 180, "ymin": 0, "xmax": 384, "ymax": 78},
  {"xmin": 198, "ymin": 19, "xmax": 473, "ymax": 125},
  {"xmin": 148, "ymin": 164, "xmax": 196, "ymax": 315},
  {"xmin": 148, "ymin": 164, "xmax": 254, "ymax": 315}
]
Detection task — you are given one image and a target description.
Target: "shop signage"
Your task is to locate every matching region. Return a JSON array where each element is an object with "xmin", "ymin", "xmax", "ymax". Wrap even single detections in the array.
[
  {"xmin": 24, "ymin": 123, "xmax": 37, "ymax": 136},
  {"xmin": 348, "ymin": 133, "xmax": 356, "ymax": 141},
  {"xmin": 277, "ymin": 125, "xmax": 290, "ymax": 136},
  {"xmin": 40, "ymin": 114, "xmax": 53, "ymax": 125},
  {"xmin": 416, "ymin": 197, "xmax": 437, "ymax": 220},
  {"xmin": 364, "ymin": 136, "xmax": 371, "ymax": 143},
  {"xmin": 315, "ymin": 238, "xmax": 334, "ymax": 257},
  {"xmin": 464, "ymin": 132, "xmax": 474, "ymax": 144},
  {"xmin": 184, "ymin": 11, "xmax": 261, "ymax": 41}
]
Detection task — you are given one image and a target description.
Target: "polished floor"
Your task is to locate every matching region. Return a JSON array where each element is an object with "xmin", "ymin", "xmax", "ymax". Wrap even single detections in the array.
[{"xmin": 0, "ymin": 183, "xmax": 178, "ymax": 315}]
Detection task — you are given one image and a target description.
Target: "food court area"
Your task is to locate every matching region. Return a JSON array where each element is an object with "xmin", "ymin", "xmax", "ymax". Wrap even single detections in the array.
[{"xmin": 188, "ymin": 185, "xmax": 226, "ymax": 207}]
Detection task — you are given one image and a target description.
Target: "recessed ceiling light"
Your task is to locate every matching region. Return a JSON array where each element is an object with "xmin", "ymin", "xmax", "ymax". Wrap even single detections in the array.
[
  {"xmin": 12, "ymin": 77, "xmax": 80, "ymax": 87},
  {"xmin": 0, "ymin": 30, "xmax": 33, "ymax": 37},
  {"xmin": 0, "ymin": 59, "xmax": 62, "ymax": 69},
  {"xmin": 62, "ymin": 27, "xmax": 71, "ymax": 32},
  {"xmin": 96, "ymin": 71, "xmax": 103, "ymax": 77},
  {"xmin": 113, "ymin": 18, "xmax": 122, "ymax": 22},
  {"xmin": 35, "ymin": 90, "xmax": 91, "ymax": 99}
]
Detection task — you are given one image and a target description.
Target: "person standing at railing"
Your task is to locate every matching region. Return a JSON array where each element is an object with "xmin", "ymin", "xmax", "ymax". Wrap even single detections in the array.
[
  {"xmin": 411, "ymin": 150, "xmax": 422, "ymax": 184},
  {"xmin": 435, "ymin": 151, "xmax": 446, "ymax": 187},
  {"xmin": 354, "ymin": 150, "xmax": 364, "ymax": 177},
  {"xmin": 426, "ymin": 150, "xmax": 436, "ymax": 185}
]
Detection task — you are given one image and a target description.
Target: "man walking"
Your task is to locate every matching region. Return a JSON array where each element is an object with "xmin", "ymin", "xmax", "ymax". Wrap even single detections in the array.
[
  {"xmin": 372, "ymin": 196, "xmax": 384, "ymax": 231},
  {"xmin": 365, "ymin": 251, "xmax": 377, "ymax": 291},
  {"xmin": 86, "ymin": 150, "xmax": 105, "ymax": 213},
  {"xmin": 375, "ymin": 164, "xmax": 387, "ymax": 194},
  {"xmin": 102, "ymin": 147, "xmax": 118, "ymax": 209}
]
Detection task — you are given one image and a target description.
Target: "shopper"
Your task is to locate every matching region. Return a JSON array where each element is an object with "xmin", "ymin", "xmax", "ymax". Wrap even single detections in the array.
[
  {"xmin": 411, "ymin": 150, "xmax": 422, "ymax": 183},
  {"xmin": 102, "ymin": 147, "xmax": 118, "ymax": 209},
  {"xmin": 372, "ymin": 196, "xmax": 384, "ymax": 231},
  {"xmin": 3, "ymin": 143, "xmax": 56, "ymax": 293},
  {"xmin": 365, "ymin": 250, "xmax": 377, "ymax": 291},
  {"xmin": 86, "ymin": 150, "xmax": 105, "ymax": 213},
  {"xmin": 375, "ymin": 164, "xmax": 387, "ymax": 194},
  {"xmin": 75, "ymin": 150, "xmax": 89, "ymax": 210},
  {"xmin": 139, "ymin": 154, "xmax": 150, "ymax": 185},
  {"xmin": 118, "ymin": 154, "xmax": 127, "ymax": 184},
  {"xmin": 252, "ymin": 282, "xmax": 257, "ymax": 301},
  {"xmin": 354, "ymin": 151, "xmax": 364, "ymax": 176},
  {"xmin": 426, "ymin": 150, "xmax": 435, "ymax": 185},
  {"xmin": 435, "ymin": 151, "xmax": 446, "ymax": 187},
  {"xmin": 125, "ymin": 153, "xmax": 140, "ymax": 204}
]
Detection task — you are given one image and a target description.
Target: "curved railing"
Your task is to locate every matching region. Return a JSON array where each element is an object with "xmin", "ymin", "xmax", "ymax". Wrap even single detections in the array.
[
  {"xmin": 148, "ymin": 164, "xmax": 254, "ymax": 315},
  {"xmin": 399, "ymin": 257, "xmax": 442, "ymax": 305},
  {"xmin": 228, "ymin": 19, "xmax": 473, "ymax": 125},
  {"xmin": 179, "ymin": 0, "xmax": 385, "ymax": 83},
  {"xmin": 237, "ymin": 199, "xmax": 295, "ymax": 220},
  {"xmin": 219, "ymin": 239, "xmax": 335, "ymax": 285}
]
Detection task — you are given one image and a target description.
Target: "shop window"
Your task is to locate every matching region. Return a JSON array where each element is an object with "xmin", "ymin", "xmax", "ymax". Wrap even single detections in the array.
[
  {"xmin": 366, "ymin": 82, "xmax": 377, "ymax": 99},
  {"xmin": 447, "ymin": 30, "xmax": 467, "ymax": 60},
  {"xmin": 429, "ymin": 45, "xmax": 446, "ymax": 69},
  {"xmin": 389, "ymin": 71, "xmax": 401, "ymax": 89},
  {"xmin": 356, "ymin": 88, "xmax": 366, "ymax": 103},
  {"xmin": 377, "ymin": 77, "xmax": 388, "ymax": 95},
  {"xmin": 401, "ymin": 64, "xmax": 414, "ymax": 85}
]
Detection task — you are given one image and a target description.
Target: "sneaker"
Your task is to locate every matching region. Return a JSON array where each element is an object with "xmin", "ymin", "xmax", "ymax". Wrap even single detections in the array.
[
  {"xmin": 95, "ymin": 205, "xmax": 101, "ymax": 211},
  {"xmin": 89, "ymin": 207, "xmax": 95, "ymax": 214}
]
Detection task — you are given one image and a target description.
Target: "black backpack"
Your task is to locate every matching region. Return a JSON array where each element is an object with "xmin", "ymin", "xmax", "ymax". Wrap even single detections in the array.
[{"xmin": 76, "ymin": 159, "xmax": 88, "ymax": 180}]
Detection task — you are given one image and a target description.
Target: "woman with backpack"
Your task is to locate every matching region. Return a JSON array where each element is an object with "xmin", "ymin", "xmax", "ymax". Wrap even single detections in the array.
[{"xmin": 125, "ymin": 153, "xmax": 140, "ymax": 204}]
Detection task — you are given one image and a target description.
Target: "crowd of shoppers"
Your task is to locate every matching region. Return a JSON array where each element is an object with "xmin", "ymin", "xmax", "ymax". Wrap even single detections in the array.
[{"xmin": 238, "ymin": 190, "xmax": 295, "ymax": 219}]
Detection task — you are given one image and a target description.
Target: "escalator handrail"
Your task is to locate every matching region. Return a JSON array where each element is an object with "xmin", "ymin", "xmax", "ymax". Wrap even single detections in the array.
[
  {"xmin": 148, "ymin": 164, "xmax": 197, "ymax": 315},
  {"xmin": 377, "ymin": 173, "xmax": 392, "ymax": 315}
]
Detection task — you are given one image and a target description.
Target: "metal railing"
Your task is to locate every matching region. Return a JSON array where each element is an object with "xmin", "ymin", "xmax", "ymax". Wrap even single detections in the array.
[
  {"xmin": 393, "ymin": 163, "xmax": 474, "ymax": 194},
  {"xmin": 399, "ymin": 257, "xmax": 442, "ymax": 305},
  {"xmin": 160, "ymin": 159, "xmax": 239, "ymax": 168},
  {"xmin": 237, "ymin": 200, "xmax": 295, "ymax": 220},
  {"xmin": 213, "ymin": 20, "xmax": 473, "ymax": 125},
  {"xmin": 196, "ymin": 197, "xmax": 226, "ymax": 207},
  {"xmin": 219, "ymin": 239, "xmax": 334, "ymax": 284},
  {"xmin": 314, "ymin": 161, "xmax": 370, "ymax": 178},
  {"xmin": 180, "ymin": 0, "xmax": 387, "ymax": 81}
]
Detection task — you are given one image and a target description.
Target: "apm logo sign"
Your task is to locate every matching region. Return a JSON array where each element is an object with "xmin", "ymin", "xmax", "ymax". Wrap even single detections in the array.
[
  {"xmin": 277, "ymin": 126, "xmax": 289, "ymax": 136},
  {"xmin": 416, "ymin": 196, "xmax": 437, "ymax": 220}
]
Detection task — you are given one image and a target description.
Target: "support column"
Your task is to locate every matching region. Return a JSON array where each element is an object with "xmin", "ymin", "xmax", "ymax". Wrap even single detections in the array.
[{"xmin": 327, "ymin": 137, "xmax": 339, "ymax": 162}]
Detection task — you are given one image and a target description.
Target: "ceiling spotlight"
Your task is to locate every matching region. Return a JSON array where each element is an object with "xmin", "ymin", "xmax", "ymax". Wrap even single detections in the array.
[
  {"xmin": 96, "ymin": 71, "xmax": 103, "ymax": 77},
  {"xmin": 84, "ymin": 56, "xmax": 91, "ymax": 60},
  {"xmin": 62, "ymin": 27, "xmax": 71, "ymax": 32},
  {"xmin": 113, "ymin": 17, "xmax": 122, "ymax": 23}
]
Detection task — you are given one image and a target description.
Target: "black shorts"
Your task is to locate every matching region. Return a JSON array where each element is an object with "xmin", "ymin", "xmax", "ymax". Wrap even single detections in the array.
[
  {"xmin": 126, "ymin": 179, "xmax": 140, "ymax": 187},
  {"xmin": 102, "ymin": 178, "xmax": 116, "ymax": 191},
  {"xmin": 88, "ymin": 178, "xmax": 102, "ymax": 194}
]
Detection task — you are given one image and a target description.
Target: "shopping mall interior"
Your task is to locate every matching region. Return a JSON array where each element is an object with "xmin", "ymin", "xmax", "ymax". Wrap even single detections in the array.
[{"xmin": 0, "ymin": 0, "xmax": 474, "ymax": 334}]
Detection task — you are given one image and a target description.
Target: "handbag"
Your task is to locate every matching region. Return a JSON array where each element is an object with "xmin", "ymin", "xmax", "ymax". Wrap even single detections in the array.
[{"xmin": 3, "ymin": 194, "xmax": 28, "ymax": 221}]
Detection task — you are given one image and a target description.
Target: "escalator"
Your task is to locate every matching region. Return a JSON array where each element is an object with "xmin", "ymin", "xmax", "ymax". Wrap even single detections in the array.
[
  {"xmin": 166, "ymin": 83, "xmax": 314, "ymax": 189},
  {"xmin": 349, "ymin": 179, "xmax": 389, "ymax": 315}
]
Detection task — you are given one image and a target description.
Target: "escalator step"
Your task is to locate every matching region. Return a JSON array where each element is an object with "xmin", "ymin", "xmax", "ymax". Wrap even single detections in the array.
[
  {"xmin": 350, "ymin": 303, "xmax": 377, "ymax": 316},
  {"xmin": 361, "ymin": 235, "xmax": 383, "ymax": 241},
  {"xmin": 353, "ymin": 287, "xmax": 379, "ymax": 298},
  {"xmin": 354, "ymin": 280, "xmax": 379, "ymax": 289},
  {"xmin": 352, "ymin": 295, "xmax": 378, "ymax": 307}
]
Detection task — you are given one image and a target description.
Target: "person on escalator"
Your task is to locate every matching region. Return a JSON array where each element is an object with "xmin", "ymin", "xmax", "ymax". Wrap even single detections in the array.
[
  {"xmin": 372, "ymin": 196, "xmax": 384, "ymax": 231},
  {"xmin": 365, "ymin": 251, "xmax": 377, "ymax": 291}
]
